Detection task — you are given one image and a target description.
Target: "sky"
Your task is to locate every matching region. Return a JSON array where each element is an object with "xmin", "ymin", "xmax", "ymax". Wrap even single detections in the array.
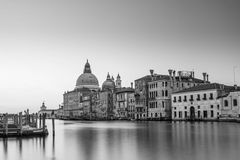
[{"xmin": 0, "ymin": 0, "xmax": 240, "ymax": 112}]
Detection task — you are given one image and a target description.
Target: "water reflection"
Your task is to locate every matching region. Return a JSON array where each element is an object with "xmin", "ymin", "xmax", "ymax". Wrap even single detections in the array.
[
  {"xmin": 1, "ymin": 120, "xmax": 240, "ymax": 160},
  {"xmin": 0, "ymin": 135, "xmax": 55, "ymax": 160}
]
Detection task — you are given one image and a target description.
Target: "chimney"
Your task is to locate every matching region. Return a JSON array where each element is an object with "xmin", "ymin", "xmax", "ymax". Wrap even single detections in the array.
[
  {"xmin": 202, "ymin": 72, "xmax": 207, "ymax": 83},
  {"xmin": 131, "ymin": 82, "xmax": 133, "ymax": 89},
  {"xmin": 150, "ymin": 69, "xmax": 154, "ymax": 77},
  {"xmin": 168, "ymin": 69, "xmax": 173, "ymax": 78},
  {"xmin": 234, "ymin": 84, "xmax": 238, "ymax": 90},
  {"xmin": 173, "ymin": 70, "xmax": 176, "ymax": 82},
  {"xmin": 206, "ymin": 74, "xmax": 209, "ymax": 82},
  {"xmin": 178, "ymin": 71, "xmax": 182, "ymax": 82}
]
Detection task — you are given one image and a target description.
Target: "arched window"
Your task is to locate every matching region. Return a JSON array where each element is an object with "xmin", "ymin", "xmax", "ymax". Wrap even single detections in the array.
[{"xmin": 224, "ymin": 100, "xmax": 229, "ymax": 107}]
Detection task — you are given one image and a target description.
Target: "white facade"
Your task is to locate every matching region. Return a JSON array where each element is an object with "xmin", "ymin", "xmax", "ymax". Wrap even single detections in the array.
[{"xmin": 172, "ymin": 89, "xmax": 221, "ymax": 120}]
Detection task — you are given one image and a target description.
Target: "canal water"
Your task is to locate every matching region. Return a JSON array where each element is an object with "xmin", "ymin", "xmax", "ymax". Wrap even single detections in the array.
[{"xmin": 1, "ymin": 120, "xmax": 240, "ymax": 160}]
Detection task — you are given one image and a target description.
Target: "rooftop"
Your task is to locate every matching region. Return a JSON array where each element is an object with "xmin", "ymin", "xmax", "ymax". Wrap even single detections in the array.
[{"xmin": 173, "ymin": 83, "xmax": 240, "ymax": 94}]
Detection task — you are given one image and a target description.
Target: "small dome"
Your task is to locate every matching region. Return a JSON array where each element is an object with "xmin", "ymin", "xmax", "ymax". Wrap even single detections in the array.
[
  {"xmin": 102, "ymin": 73, "xmax": 115, "ymax": 91},
  {"xmin": 75, "ymin": 60, "xmax": 99, "ymax": 91}
]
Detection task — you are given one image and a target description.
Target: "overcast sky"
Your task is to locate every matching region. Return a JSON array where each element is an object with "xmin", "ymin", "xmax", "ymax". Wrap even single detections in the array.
[{"xmin": 0, "ymin": 0, "xmax": 240, "ymax": 112}]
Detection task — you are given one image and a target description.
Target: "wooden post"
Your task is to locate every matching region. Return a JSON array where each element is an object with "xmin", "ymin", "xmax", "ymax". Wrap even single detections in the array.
[
  {"xmin": 39, "ymin": 114, "xmax": 42, "ymax": 128},
  {"xmin": 43, "ymin": 113, "xmax": 46, "ymax": 131},
  {"xmin": 19, "ymin": 112, "xmax": 23, "ymax": 135},
  {"xmin": 5, "ymin": 113, "xmax": 8, "ymax": 136},
  {"xmin": 52, "ymin": 118, "xmax": 55, "ymax": 136}
]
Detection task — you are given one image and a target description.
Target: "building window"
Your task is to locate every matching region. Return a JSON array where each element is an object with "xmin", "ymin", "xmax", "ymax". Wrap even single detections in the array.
[
  {"xmin": 203, "ymin": 94, "xmax": 207, "ymax": 100},
  {"xmin": 178, "ymin": 96, "xmax": 182, "ymax": 102},
  {"xmin": 165, "ymin": 82, "xmax": 168, "ymax": 87},
  {"xmin": 179, "ymin": 111, "xmax": 182, "ymax": 118},
  {"xmin": 184, "ymin": 96, "xmax": 187, "ymax": 102},
  {"xmin": 177, "ymin": 83, "xmax": 179, "ymax": 88},
  {"xmin": 173, "ymin": 97, "xmax": 177, "ymax": 103},
  {"xmin": 184, "ymin": 106, "xmax": 187, "ymax": 110},
  {"xmin": 224, "ymin": 100, "xmax": 229, "ymax": 107},
  {"xmin": 184, "ymin": 111, "xmax": 187, "ymax": 118},
  {"xmin": 162, "ymin": 90, "xmax": 164, "ymax": 97},
  {"xmin": 162, "ymin": 82, "xmax": 164, "ymax": 87},
  {"xmin": 197, "ymin": 94, "xmax": 200, "ymax": 101},
  {"xmin": 217, "ymin": 105, "xmax": 220, "ymax": 110},
  {"xmin": 233, "ymin": 99, "xmax": 238, "ymax": 106},
  {"xmin": 211, "ymin": 110, "xmax": 214, "ymax": 117},
  {"xmin": 190, "ymin": 95, "xmax": 193, "ymax": 101},
  {"xmin": 203, "ymin": 111, "xmax": 208, "ymax": 118},
  {"xmin": 211, "ymin": 105, "xmax": 213, "ymax": 109},
  {"xmin": 174, "ymin": 111, "xmax": 177, "ymax": 118},
  {"xmin": 165, "ymin": 90, "xmax": 168, "ymax": 97},
  {"xmin": 162, "ymin": 101, "xmax": 165, "ymax": 108},
  {"xmin": 210, "ymin": 93, "xmax": 213, "ymax": 100}
]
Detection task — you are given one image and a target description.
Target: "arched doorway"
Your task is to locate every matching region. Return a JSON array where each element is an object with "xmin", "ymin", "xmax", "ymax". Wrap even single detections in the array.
[{"xmin": 190, "ymin": 107, "xmax": 195, "ymax": 120}]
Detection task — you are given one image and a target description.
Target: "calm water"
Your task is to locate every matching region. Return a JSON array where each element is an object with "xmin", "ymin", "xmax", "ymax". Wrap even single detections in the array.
[{"xmin": 1, "ymin": 120, "xmax": 240, "ymax": 160}]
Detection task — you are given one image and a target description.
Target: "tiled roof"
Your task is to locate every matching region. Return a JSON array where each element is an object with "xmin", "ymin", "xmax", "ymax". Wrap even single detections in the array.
[
  {"xmin": 149, "ymin": 74, "xmax": 205, "ymax": 83},
  {"xmin": 173, "ymin": 83, "xmax": 239, "ymax": 94},
  {"xmin": 115, "ymin": 87, "xmax": 134, "ymax": 94}
]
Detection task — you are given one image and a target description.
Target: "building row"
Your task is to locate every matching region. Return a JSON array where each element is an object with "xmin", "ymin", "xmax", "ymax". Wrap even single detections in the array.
[{"xmin": 59, "ymin": 60, "xmax": 240, "ymax": 121}]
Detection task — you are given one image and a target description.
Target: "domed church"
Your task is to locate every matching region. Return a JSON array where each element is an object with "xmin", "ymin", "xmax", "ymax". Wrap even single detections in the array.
[
  {"xmin": 102, "ymin": 73, "xmax": 115, "ymax": 91},
  {"xmin": 75, "ymin": 60, "xmax": 100, "ymax": 91},
  {"xmin": 63, "ymin": 60, "xmax": 123, "ymax": 119}
]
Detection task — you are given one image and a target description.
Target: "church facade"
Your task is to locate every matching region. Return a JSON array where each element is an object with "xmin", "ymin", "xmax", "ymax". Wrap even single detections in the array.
[{"xmin": 63, "ymin": 60, "xmax": 124, "ymax": 120}]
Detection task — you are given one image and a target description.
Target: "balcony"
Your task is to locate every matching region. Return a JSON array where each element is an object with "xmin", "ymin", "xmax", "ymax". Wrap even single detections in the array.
[
  {"xmin": 183, "ymin": 99, "xmax": 187, "ymax": 102},
  {"xmin": 189, "ymin": 99, "xmax": 194, "ymax": 102},
  {"xmin": 196, "ymin": 98, "xmax": 200, "ymax": 101}
]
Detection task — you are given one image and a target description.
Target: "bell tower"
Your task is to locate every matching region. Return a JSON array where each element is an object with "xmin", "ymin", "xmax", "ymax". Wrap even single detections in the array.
[{"xmin": 116, "ymin": 73, "xmax": 122, "ymax": 89}]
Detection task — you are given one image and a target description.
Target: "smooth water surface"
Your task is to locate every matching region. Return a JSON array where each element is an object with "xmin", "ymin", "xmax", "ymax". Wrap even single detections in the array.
[{"xmin": 1, "ymin": 120, "xmax": 240, "ymax": 160}]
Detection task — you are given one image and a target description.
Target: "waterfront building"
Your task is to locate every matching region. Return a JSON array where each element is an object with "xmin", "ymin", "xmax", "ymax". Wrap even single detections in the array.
[
  {"xmin": 38, "ymin": 102, "xmax": 58, "ymax": 118},
  {"xmin": 114, "ymin": 87, "xmax": 135, "ymax": 119},
  {"xmin": 63, "ymin": 60, "xmax": 100, "ymax": 119},
  {"xmin": 128, "ymin": 92, "xmax": 135, "ymax": 120},
  {"xmin": 148, "ymin": 70, "xmax": 206, "ymax": 120},
  {"xmin": 219, "ymin": 87, "xmax": 240, "ymax": 119},
  {"xmin": 171, "ymin": 83, "xmax": 238, "ymax": 120},
  {"xmin": 63, "ymin": 60, "xmax": 125, "ymax": 120},
  {"xmin": 134, "ymin": 75, "xmax": 152, "ymax": 120}
]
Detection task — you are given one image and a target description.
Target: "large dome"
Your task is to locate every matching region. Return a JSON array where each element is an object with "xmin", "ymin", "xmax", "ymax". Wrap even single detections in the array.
[
  {"xmin": 102, "ymin": 73, "xmax": 115, "ymax": 91},
  {"xmin": 75, "ymin": 60, "xmax": 100, "ymax": 91}
]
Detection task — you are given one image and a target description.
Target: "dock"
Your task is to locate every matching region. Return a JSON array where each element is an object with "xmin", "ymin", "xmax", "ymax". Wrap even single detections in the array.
[{"xmin": 0, "ymin": 111, "xmax": 49, "ymax": 138}]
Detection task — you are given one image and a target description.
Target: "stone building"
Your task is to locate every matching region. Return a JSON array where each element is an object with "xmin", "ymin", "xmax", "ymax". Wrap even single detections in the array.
[
  {"xmin": 63, "ymin": 60, "xmax": 100, "ymax": 119},
  {"xmin": 219, "ymin": 86, "xmax": 240, "ymax": 120},
  {"xmin": 38, "ymin": 102, "xmax": 58, "ymax": 119},
  {"xmin": 63, "ymin": 60, "xmax": 122, "ymax": 120},
  {"xmin": 114, "ymin": 87, "xmax": 135, "ymax": 119},
  {"xmin": 134, "ymin": 75, "xmax": 152, "ymax": 120},
  {"xmin": 148, "ymin": 70, "xmax": 206, "ymax": 120},
  {"xmin": 171, "ymin": 83, "xmax": 237, "ymax": 120}
]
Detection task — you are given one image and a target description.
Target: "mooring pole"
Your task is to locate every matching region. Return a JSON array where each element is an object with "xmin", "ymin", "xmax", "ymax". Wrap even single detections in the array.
[
  {"xmin": 39, "ymin": 114, "xmax": 42, "ymax": 128},
  {"xmin": 5, "ymin": 113, "xmax": 8, "ymax": 136},
  {"xmin": 52, "ymin": 118, "xmax": 55, "ymax": 136},
  {"xmin": 19, "ymin": 112, "xmax": 23, "ymax": 135},
  {"xmin": 43, "ymin": 113, "xmax": 46, "ymax": 131}
]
